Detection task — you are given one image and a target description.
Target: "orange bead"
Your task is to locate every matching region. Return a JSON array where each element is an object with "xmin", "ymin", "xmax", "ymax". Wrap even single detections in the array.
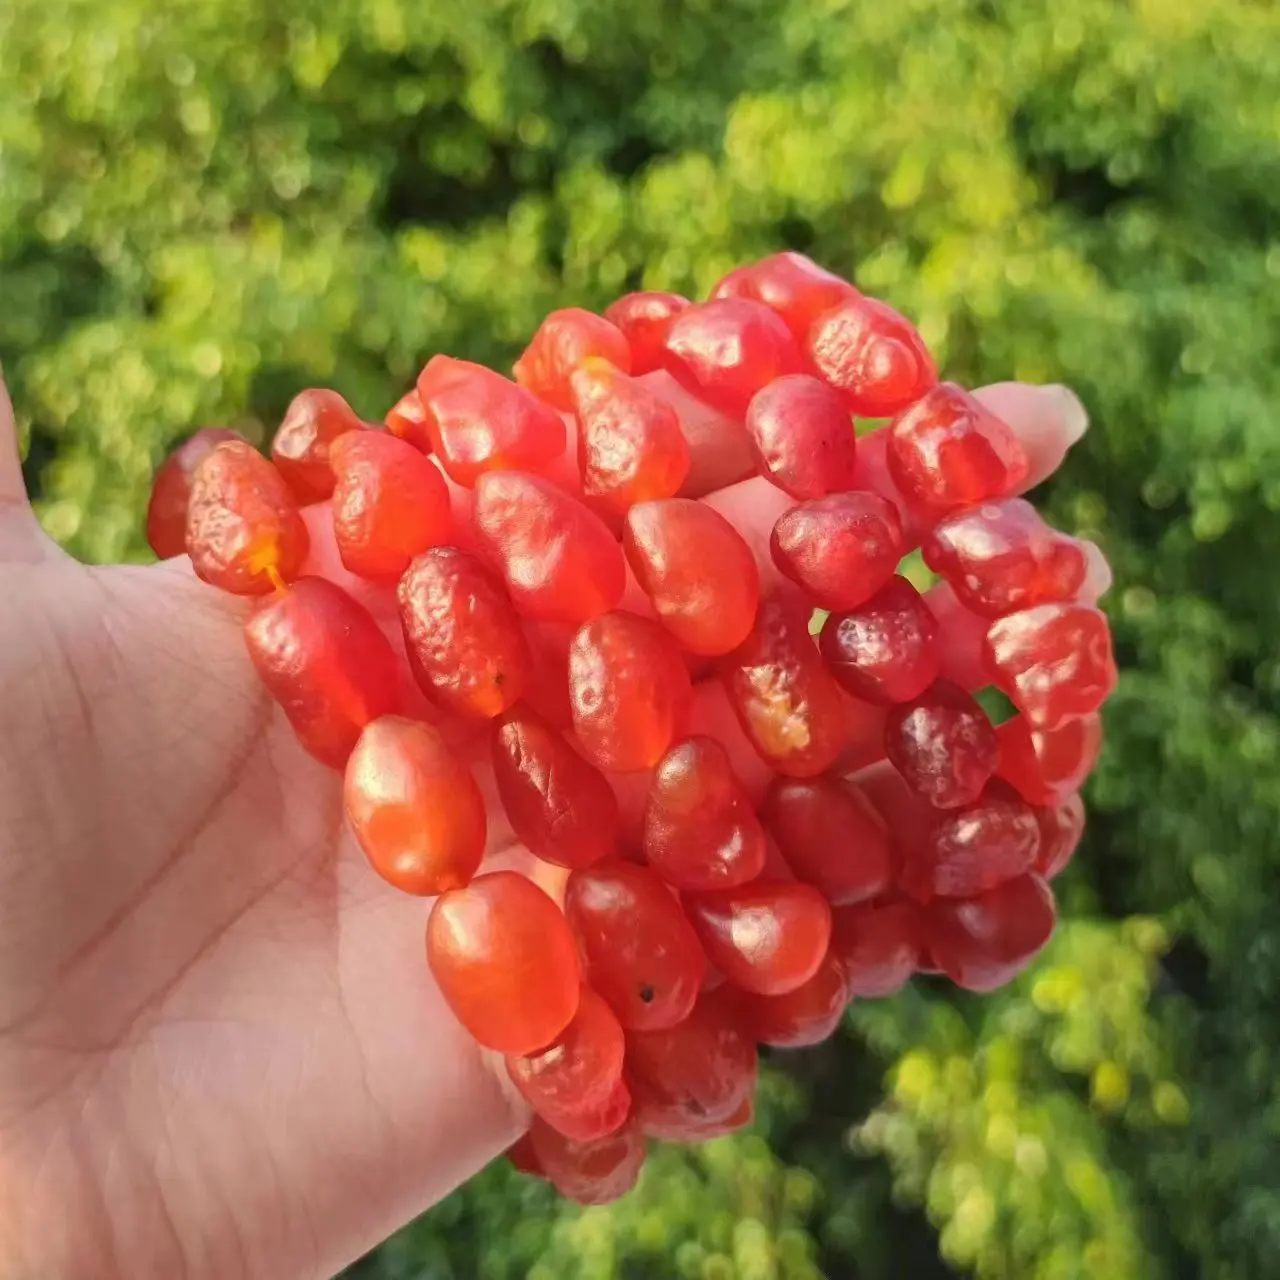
[
  {"xmin": 564, "ymin": 860, "xmax": 707, "ymax": 1031},
  {"xmin": 995, "ymin": 711, "xmax": 1102, "ymax": 807},
  {"xmin": 643, "ymin": 736, "xmax": 767, "ymax": 891},
  {"xmin": 762, "ymin": 776, "xmax": 894, "ymax": 906},
  {"xmin": 271, "ymin": 388, "xmax": 366, "ymax": 503},
  {"xmin": 514, "ymin": 308, "xmax": 632, "ymax": 411},
  {"xmin": 626, "ymin": 992, "xmax": 756, "ymax": 1139},
  {"xmin": 887, "ymin": 383, "xmax": 1029, "ymax": 517},
  {"xmin": 504, "ymin": 1133, "xmax": 545, "ymax": 1179},
  {"xmin": 384, "ymin": 387, "xmax": 432, "ymax": 452},
  {"xmin": 398, "ymin": 547, "xmax": 531, "ymax": 719},
  {"xmin": 984, "ymin": 603, "xmax": 1116, "ymax": 731},
  {"xmin": 344, "ymin": 716, "xmax": 486, "ymax": 895},
  {"xmin": 663, "ymin": 298, "xmax": 802, "ymax": 419},
  {"xmin": 427, "ymin": 872, "xmax": 581, "ymax": 1054},
  {"xmin": 571, "ymin": 361, "xmax": 690, "ymax": 516},
  {"xmin": 660, "ymin": 1096, "xmax": 754, "ymax": 1141},
  {"xmin": 417, "ymin": 356, "xmax": 566, "ymax": 486},
  {"xmin": 492, "ymin": 704, "xmax": 620, "ymax": 869},
  {"xmin": 529, "ymin": 1114, "xmax": 647, "ymax": 1205},
  {"xmin": 473, "ymin": 471, "xmax": 626, "ymax": 624},
  {"xmin": 721, "ymin": 592, "xmax": 849, "ymax": 777},
  {"xmin": 506, "ymin": 985, "xmax": 628, "ymax": 1140},
  {"xmin": 604, "ymin": 291, "xmax": 690, "ymax": 374},
  {"xmin": 711, "ymin": 252, "xmax": 858, "ymax": 342},
  {"xmin": 922, "ymin": 497, "xmax": 1089, "ymax": 618},
  {"xmin": 829, "ymin": 899, "xmax": 920, "ymax": 998},
  {"xmin": 1034, "ymin": 792, "xmax": 1086, "ymax": 880},
  {"xmin": 807, "ymin": 295, "xmax": 937, "ymax": 419},
  {"xmin": 146, "ymin": 427, "xmax": 243, "ymax": 560},
  {"xmin": 330, "ymin": 431, "xmax": 453, "ymax": 581},
  {"xmin": 623, "ymin": 499, "xmax": 760, "ymax": 656},
  {"xmin": 186, "ymin": 441, "xmax": 310, "ymax": 595},
  {"xmin": 521, "ymin": 622, "xmax": 576, "ymax": 730},
  {"xmin": 926, "ymin": 873, "xmax": 1056, "ymax": 992},
  {"xmin": 744, "ymin": 374, "xmax": 860, "ymax": 500},
  {"xmin": 243, "ymin": 577, "xmax": 403, "ymax": 767},
  {"xmin": 731, "ymin": 948, "xmax": 850, "ymax": 1048},
  {"xmin": 683, "ymin": 879, "xmax": 832, "ymax": 996},
  {"xmin": 568, "ymin": 611, "xmax": 693, "ymax": 772},
  {"xmin": 770, "ymin": 491, "xmax": 904, "ymax": 611}
]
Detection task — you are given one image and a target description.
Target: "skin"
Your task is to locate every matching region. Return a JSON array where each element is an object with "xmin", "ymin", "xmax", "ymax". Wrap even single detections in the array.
[{"xmin": 0, "ymin": 368, "xmax": 1092, "ymax": 1278}]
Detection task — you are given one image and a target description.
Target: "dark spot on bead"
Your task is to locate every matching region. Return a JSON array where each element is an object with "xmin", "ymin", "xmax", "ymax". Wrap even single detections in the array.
[{"xmin": 638, "ymin": 984, "xmax": 656, "ymax": 1004}]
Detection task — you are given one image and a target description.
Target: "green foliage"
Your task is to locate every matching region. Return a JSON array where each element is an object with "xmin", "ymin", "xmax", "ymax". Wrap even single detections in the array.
[
  {"xmin": 853, "ymin": 918, "xmax": 1178, "ymax": 1280},
  {"xmin": 4, "ymin": 0, "xmax": 1280, "ymax": 1274}
]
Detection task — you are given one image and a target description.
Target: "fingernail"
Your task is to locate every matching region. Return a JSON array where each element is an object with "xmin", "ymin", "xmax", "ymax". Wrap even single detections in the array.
[
  {"xmin": 1080, "ymin": 539, "xmax": 1112, "ymax": 604},
  {"xmin": 1040, "ymin": 384, "xmax": 1089, "ymax": 446}
]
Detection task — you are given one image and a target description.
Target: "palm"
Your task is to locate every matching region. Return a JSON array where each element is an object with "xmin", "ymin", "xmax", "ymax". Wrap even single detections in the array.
[
  {"xmin": 0, "ymin": 551, "xmax": 520, "ymax": 1278},
  {"xmin": 0, "ymin": 373, "xmax": 1088, "ymax": 1278}
]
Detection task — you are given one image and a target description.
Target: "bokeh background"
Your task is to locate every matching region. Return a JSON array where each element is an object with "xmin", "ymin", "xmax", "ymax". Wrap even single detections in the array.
[{"xmin": 3, "ymin": 0, "xmax": 1279, "ymax": 1275}]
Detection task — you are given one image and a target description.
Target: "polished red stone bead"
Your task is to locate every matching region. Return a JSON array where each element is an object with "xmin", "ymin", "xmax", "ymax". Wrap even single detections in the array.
[
  {"xmin": 900, "ymin": 781, "xmax": 1041, "ymax": 902},
  {"xmin": 806, "ymin": 294, "xmax": 937, "ymax": 417},
  {"xmin": 984, "ymin": 603, "xmax": 1117, "ymax": 730},
  {"xmin": 146, "ymin": 427, "xmax": 243, "ymax": 559},
  {"xmin": 662, "ymin": 1096, "xmax": 754, "ymax": 1142},
  {"xmin": 1034, "ymin": 792, "xmax": 1086, "ymax": 880},
  {"xmin": 271, "ymin": 388, "xmax": 366, "ymax": 503},
  {"xmin": 427, "ymin": 872, "xmax": 581, "ymax": 1054},
  {"xmin": 722, "ymin": 592, "xmax": 849, "ymax": 778},
  {"xmin": 662, "ymin": 298, "xmax": 803, "ymax": 419},
  {"xmin": 643, "ymin": 736, "xmax": 767, "ymax": 891},
  {"xmin": 818, "ymin": 576, "xmax": 941, "ymax": 705},
  {"xmin": 770, "ymin": 491, "xmax": 904, "ymax": 611},
  {"xmin": 243, "ymin": 577, "xmax": 403, "ymax": 767},
  {"xmin": 886, "ymin": 383, "xmax": 1030, "ymax": 517},
  {"xmin": 623, "ymin": 498, "xmax": 761, "ymax": 656},
  {"xmin": 186, "ymin": 440, "xmax": 311, "ymax": 595},
  {"xmin": 626, "ymin": 993, "xmax": 756, "ymax": 1139},
  {"xmin": 398, "ymin": 547, "xmax": 531, "ymax": 719},
  {"xmin": 996, "ymin": 712, "xmax": 1102, "ymax": 806},
  {"xmin": 568, "ymin": 612, "xmax": 694, "ymax": 773},
  {"xmin": 504, "ymin": 1133, "xmax": 545, "ymax": 1179},
  {"xmin": 330, "ymin": 431, "xmax": 453, "ymax": 581},
  {"xmin": 571, "ymin": 360, "xmax": 690, "ymax": 515},
  {"xmin": 506, "ymin": 986, "xmax": 628, "ymax": 1141},
  {"xmin": 344, "ymin": 716, "xmax": 486, "ymax": 895},
  {"xmin": 744, "ymin": 374, "xmax": 860, "ymax": 499},
  {"xmin": 514, "ymin": 308, "xmax": 633, "ymax": 411},
  {"xmin": 923, "ymin": 498, "xmax": 1089, "ymax": 618},
  {"xmin": 384, "ymin": 387, "xmax": 432, "ymax": 452},
  {"xmin": 683, "ymin": 879, "xmax": 832, "ymax": 996},
  {"xmin": 712, "ymin": 251, "xmax": 858, "ymax": 341},
  {"xmin": 604, "ymin": 291, "xmax": 691, "ymax": 374},
  {"xmin": 472, "ymin": 471, "xmax": 626, "ymax": 624},
  {"xmin": 731, "ymin": 949, "xmax": 850, "ymax": 1049},
  {"xmin": 761, "ymin": 776, "xmax": 894, "ymax": 906},
  {"xmin": 529, "ymin": 1114, "xmax": 647, "ymax": 1204},
  {"xmin": 549, "ymin": 1077, "xmax": 633, "ymax": 1146},
  {"xmin": 521, "ymin": 621, "xmax": 576, "ymax": 730},
  {"xmin": 884, "ymin": 680, "xmax": 999, "ymax": 809},
  {"xmin": 926, "ymin": 873, "xmax": 1057, "ymax": 992},
  {"xmin": 564, "ymin": 859, "xmax": 707, "ymax": 1031},
  {"xmin": 417, "ymin": 356, "xmax": 566, "ymax": 485},
  {"xmin": 492, "ymin": 704, "xmax": 620, "ymax": 870},
  {"xmin": 828, "ymin": 899, "xmax": 920, "ymax": 997}
]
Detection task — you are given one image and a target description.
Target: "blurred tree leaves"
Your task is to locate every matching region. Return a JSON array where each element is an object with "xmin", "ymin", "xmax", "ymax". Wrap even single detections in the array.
[{"xmin": 4, "ymin": 0, "xmax": 1280, "ymax": 1274}]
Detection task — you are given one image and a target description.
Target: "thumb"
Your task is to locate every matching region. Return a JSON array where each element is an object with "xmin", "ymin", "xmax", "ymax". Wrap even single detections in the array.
[{"xmin": 0, "ymin": 367, "xmax": 49, "ymax": 562}]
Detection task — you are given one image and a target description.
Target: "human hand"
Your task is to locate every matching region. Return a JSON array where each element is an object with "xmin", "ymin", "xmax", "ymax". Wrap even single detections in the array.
[{"xmin": 0, "ymin": 367, "xmax": 1094, "ymax": 1279}]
